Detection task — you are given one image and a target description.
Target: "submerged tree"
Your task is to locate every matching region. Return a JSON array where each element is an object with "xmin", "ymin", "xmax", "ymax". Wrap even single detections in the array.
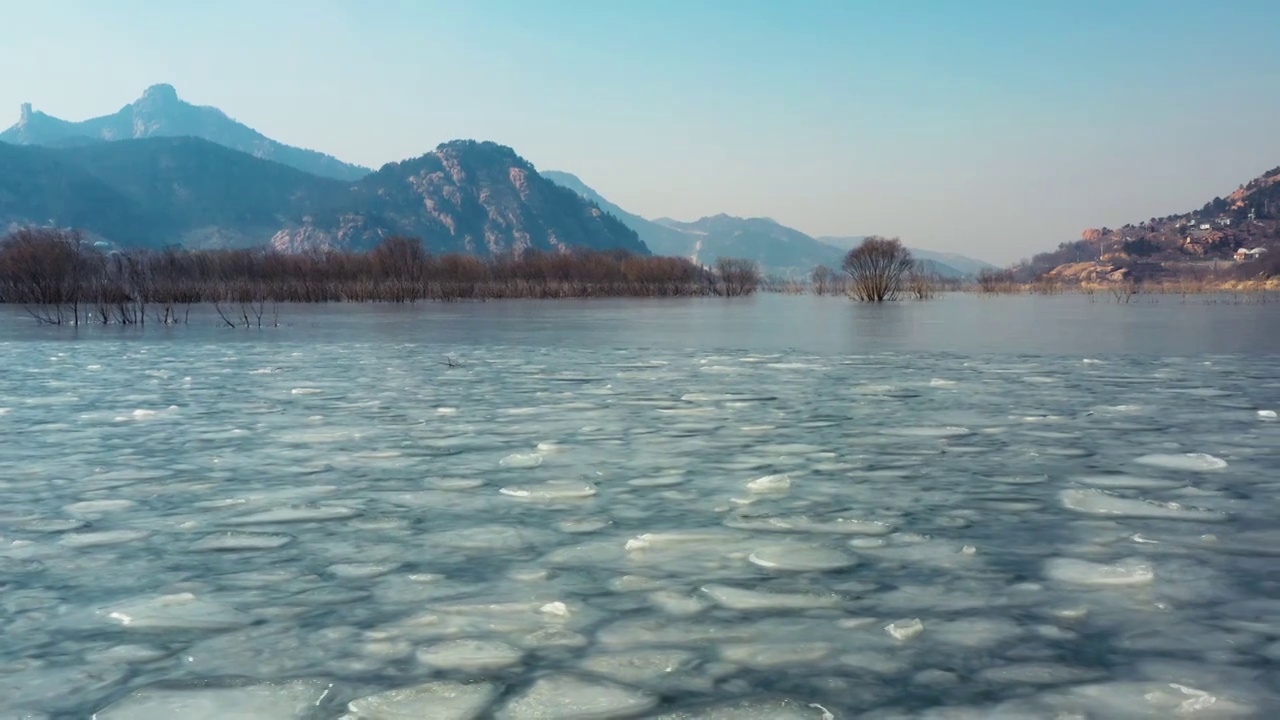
[
  {"xmin": 715, "ymin": 257, "xmax": 761, "ymax": 297},
  {"xmin": 810, "ymin": 264, "xmax": 839, "ymax": 295},
  {"xmin": 0, "ymin": 227, "xmax": 89, "ymax": 323},
  {"xmin": 841, "ymin": 236, "xmax": 914, "ymax": 302}
]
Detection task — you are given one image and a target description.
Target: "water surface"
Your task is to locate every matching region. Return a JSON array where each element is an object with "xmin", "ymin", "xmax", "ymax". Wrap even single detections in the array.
[{"xmin": 1, "ymin": 295, "xmax": 1278, "ymax": 718}]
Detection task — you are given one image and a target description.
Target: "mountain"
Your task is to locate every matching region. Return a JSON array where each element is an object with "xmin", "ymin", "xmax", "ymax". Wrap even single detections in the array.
[
  {"xmin": 1021, "ymin": 165, "xmax": 1280, "ymax": 281},
  {"xmin": 1, "ymin": 84, "xmax": 370, "ymax": 181},
  {"xmin": 654, "ymin": 214, "xmax": 846, "ymax": 276},
  {"xmin": 0, "ymin": 138, "xmax": 646, "ymax": 256},
  {"xmin": 545, "ymin": 172, "xmax": 984, "ymax": 277},
  {"xmin": 817, "ymin": 236, "xmax": 993, "ymax": 278},
  {"xmin": 540, "ymin": 171, "xmax": 693, "ymax": 257},
  {"xmin": 544, "ymin": 172, "xmax": 843, "ymax": 275},
  {"xmin": 274, "ymin": 141, "xmax": 646, "ymax": 255}
]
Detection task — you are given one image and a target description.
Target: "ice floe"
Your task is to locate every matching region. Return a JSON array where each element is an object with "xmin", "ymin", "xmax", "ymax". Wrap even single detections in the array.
[
  {"xmin": 91, "ymin": 680, "xmax": 331, "ymax": 719},
  {"xmin": 1044, "ymin": 557, "xmax": 1155, "ymax": 586},
  {"xmin": 701, "ymin": 585, "xmax": 839, "ymax": 611},
  {"xmin": 1134, "ymin": 452, "xmax": 1229, "ymax": 472},
  {"xmin": 495, "ymin": 675, "xmax": 657, "ymax": 720},
  {"xmin": 1060, "ymin": 489, "xmax": 1227, "ymax": 521},
  {"xmin": 416, "ymin": 639, "xmax": 524, "ymax": 672},
  {"xmin": 98, "ymin": 593, "xmax": 253, "ymax": 631},
  {"xmin": 343, "ymin": 680, "xmax": 499, "ymax": 720}
]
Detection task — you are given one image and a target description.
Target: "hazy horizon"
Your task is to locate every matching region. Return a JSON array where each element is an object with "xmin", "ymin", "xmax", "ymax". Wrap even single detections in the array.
[{"xmin": 6, "ymin": 0, "xmax": 1279, "ymax": 263}]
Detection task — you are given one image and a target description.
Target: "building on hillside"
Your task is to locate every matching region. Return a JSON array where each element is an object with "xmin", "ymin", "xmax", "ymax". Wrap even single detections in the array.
[
  {"xmin": 1216, "ymin": 217, "xmax": 1232, "ymax": 226},
  {"xmin": 1234, "ymin": 247, "xmax": 1268, "ymax": 262},
  {"xmin": 1198, "ymin": 223, "xmax": 1212, "ymax": 230}
]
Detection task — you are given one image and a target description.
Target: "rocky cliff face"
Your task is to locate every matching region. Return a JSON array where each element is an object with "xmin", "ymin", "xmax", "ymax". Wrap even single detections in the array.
[
  {"xmin": 0, "ymin": 84, "xmax": 371, "ymax": 181},
  {"xmin": 269, "ymin": 141, "xmax": 646, "ymax": 255}
]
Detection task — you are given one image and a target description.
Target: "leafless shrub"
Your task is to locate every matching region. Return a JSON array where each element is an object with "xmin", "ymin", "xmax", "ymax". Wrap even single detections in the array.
[
  {"xmin": 1110, "ymin": 281, "xmax": 1138, "ymax": 304},
  {"xmin": 810, "ymin": 265, "xmax": 841, "ymax": 295},
  {"xmin": 0, "ymin": 227, "xmax": 89, "ymax": 323},
  {"xmin": 1, "ymin": 229, "xmax": 726, "ymax": 322},
  {"xmin": 714, "ymin": 258, "xmax": 762, "ymax": 297},
  {"xmin": 906, "ymin": 266, "xmax": 940, "ymax": 300},
  {"xmin": 975, "ymin": 268, "xmax": 1019, "ymax": 294},
  {"xmin": 842, "ymin": 236, "xmax": 914, "ymax": 302}
]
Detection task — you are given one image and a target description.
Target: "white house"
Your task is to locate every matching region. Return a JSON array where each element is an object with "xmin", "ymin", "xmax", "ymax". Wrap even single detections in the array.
[
  {"xmin": 1199, "ymin": 223, "xmax": 1212, "ymax": 230},
  {"xmin": 1216, "ymin": 217, "xmax": 1232, "ymax": 226}
]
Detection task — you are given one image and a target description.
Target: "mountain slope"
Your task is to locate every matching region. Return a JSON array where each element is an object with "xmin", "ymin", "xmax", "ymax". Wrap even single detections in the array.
[
  {"xmin": 654, "ymin": 214, "xmax": 845, "ymax": 275},
  {"xmin": 1, "ymin": 138, "xmax": 347, "ymax": 248},
  {"xmin": 545, "ymin": 172, "xmax": 846, "ymax": 274},
  {"xmin": 0, "ymin": 142, "xmax": 155, "ymax": 241},
  {"xmin": 1, "ymin": 85, "xmax": 370, "ymax": 181},
  {"xmin": 540, "ymin": 171, "xmax": 694, "ymax": 257},
  {"xmin": 816, "ymin": 236, "xmax": 993, "ymax": 278},
  {"xmin": 545, "ymin": 172, "xmax": 980, "ymax": 277},
  {"xmin": 1020, "ymin": 165, "xmax": 1280, "ymax": 280},
  {"xmin": 0, "ymin": 138, "xmax": 645, "ymax": 256},
  {"xmin": 275, "ymin": 141, "xmax": 647, "ymax": 255}
]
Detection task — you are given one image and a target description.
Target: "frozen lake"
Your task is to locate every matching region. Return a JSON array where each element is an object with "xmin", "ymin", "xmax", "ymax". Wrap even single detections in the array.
[{"xmin": 1, "ymin": 295, "xmax": 1279, "ymax": 718}]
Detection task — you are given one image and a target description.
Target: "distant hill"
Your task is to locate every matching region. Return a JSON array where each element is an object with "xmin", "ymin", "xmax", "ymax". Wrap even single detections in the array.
[
  {"xmin": 545, "ymin": 171, "xmax": 843, "ymax": 275},
  {"xmin": 540, "ymin": 171, "xmax": 693, "ymax": 257},
  {"xmin": 817, "ymin": 236, "xmax": 995, "ymax": 278},
  {"xmin": 1, "ymin": 84, "xmax": 371, "ymax": 181},
  {"xmin": 653, "ymin": 214, "xmax": 847, "ymax": 277},
  {"xmin": 544, "ymin": 172, "xmax": 983, "ymax": 277},
  {"xmin": 1021, "ymin": 165, "xmax": 1280, "ymax": 282},
  {"xmin": 0, "ymin": 138, "xmax": 646, "ymax": 256}
]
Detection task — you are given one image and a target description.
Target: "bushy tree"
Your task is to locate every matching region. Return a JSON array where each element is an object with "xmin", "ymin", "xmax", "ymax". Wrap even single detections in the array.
[
  {"xmin": 715, "ymin": 257, "xmax": 761, "ymax": 297},
  {"xmin": 841, "ymin": 236, "xmax": 914, "ymax": 302}
]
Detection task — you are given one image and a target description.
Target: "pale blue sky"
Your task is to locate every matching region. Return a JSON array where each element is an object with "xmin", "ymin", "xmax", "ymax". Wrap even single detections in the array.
[{"xmin": 5, "ymin": 0, "xmax": 1279, "ymax": 261}]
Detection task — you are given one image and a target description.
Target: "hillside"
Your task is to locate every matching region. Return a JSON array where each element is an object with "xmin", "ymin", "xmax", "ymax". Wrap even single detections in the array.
[
  {"xmin": 275, "ymin": 141, "xmax": 646, "ymax": 255},
  {"xmin": 545, "ymin": 172, "xmax": 844, "ymax": 275},
  {"xmin": 653, "ymin": 214, "xmax": 846, "ymax": 276},
  {"xmin": 1020, "ymin": 166, "xmax": 1280, "ymax": 282},
  {"xmin": 1, "ymin": 84, "xmax": 371, "ymax": 181},
  {"xmin": 816, "ymin": 236, "xmax": 991, "ymax": 279},
  {"xmin": 545, "ymin": 172, "xmax": 985, "ymax": 277},
  {"xmin": 540, "ymin": 171, "xmax": 693, "ymax": 257},
  {"xmin": 0, "ymin": 138, "xmax": 646, "ymax": 256}
]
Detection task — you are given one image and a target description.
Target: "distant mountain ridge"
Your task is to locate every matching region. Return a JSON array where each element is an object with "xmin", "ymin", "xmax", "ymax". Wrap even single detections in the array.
[
  {"xmin": 544, "ymin": 172, "xmax": 992, "ymax": 277},
  {"xmin": 1, "ymin": 84, "xmax": 371, "ymax": 181},
  {"xmin": 0, "ymin": 138, "xmax": 644, "ymax": 256},
  {"xmin": 816, "ymin": 236, "xmax": 996, "ymax": 277}
]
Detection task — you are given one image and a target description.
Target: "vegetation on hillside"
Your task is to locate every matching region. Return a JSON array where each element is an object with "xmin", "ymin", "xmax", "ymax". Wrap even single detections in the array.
[{"xmin": 1015, "ymin": 166, "xmax": 1280, "ymax": 284}]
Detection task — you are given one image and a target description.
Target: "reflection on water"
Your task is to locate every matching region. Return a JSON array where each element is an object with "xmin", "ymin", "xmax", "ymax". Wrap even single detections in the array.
[{"xmin": 0, "ymin": 295, "xmax": 1279, "ymax": 717}]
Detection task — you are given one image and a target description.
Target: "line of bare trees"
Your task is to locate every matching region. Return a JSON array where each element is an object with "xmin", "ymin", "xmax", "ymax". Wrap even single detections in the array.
[{"xmin": 0, "ymin": 228, "xmax": 766, "ymax": 325}]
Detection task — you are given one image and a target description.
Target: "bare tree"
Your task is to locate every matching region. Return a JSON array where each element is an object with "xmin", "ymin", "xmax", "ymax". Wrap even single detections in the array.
[
  {"xmin": 0, "ymin": 227, "xmax": 88, "ymax": 323},
  {"xmin": 976, "ymin": 268, "xmax": 1017, "ymax": 294},
  {"xmin": 906, "ymin": 265, "xmax": 940, "ymax": 300},
  {"xmin": 811, "ymin": 264, "xmax": 838, "ymax": 295},
  {"xmin": 714, "ymin": 257, "xmax": 761, "ymax": 297},
  {"xmin": 841, "ymin": 236, "xmax": 914, "ymax": 302}
]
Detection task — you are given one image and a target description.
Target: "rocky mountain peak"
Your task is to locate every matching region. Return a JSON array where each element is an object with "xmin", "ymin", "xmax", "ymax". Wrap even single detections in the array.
[
  {"xmin": 140, "ymin": 83, "xmax": 179, "ymax": 103},
  {"xmin": 0, "ymin": 84, "xmax": 371, "ymax": 181}
]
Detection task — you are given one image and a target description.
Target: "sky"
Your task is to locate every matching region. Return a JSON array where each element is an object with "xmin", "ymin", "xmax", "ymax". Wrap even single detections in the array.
[{"xmin": 5, "ymin": 0, "xmax": 1280, "ymax": 263}]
